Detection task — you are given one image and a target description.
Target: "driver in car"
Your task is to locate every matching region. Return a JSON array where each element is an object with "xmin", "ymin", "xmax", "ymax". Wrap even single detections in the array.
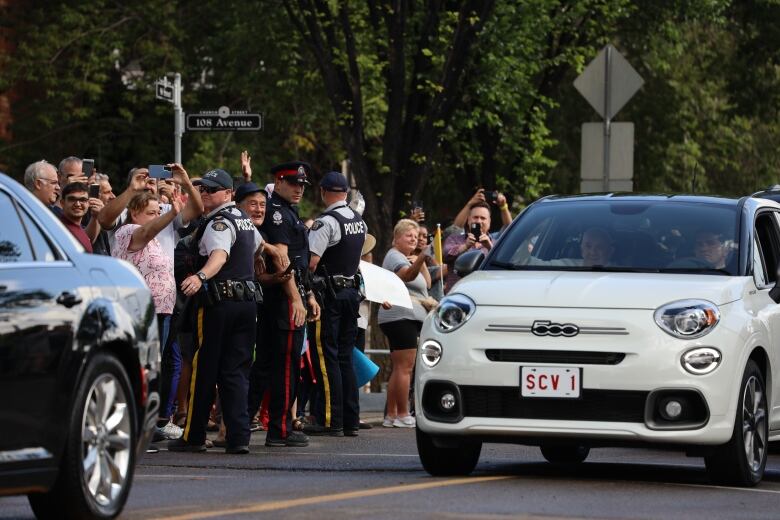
[
  {"xmin": 580, "ymin": 227, "xmax": 615, "ymax": 267},
  {"xmin": 694, "ymin": 229, "xmax": 727, "ymax": 269}
]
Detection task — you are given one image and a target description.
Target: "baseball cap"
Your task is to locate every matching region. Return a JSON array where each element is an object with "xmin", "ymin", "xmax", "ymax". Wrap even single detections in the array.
[
  {"xmin": 200, "ymin": 169, "xmax": 233, "ymax": 190},
  {"xmin": 270, "ymin": 161, "xmax": 312, "ymax": 185},
  {"xmin": 235, "ymin": 182, "xmax": 266, "ymax": 203},
  {"xmin": 320, "ymin": 171, "xmax": 349, "ymax": 192}
]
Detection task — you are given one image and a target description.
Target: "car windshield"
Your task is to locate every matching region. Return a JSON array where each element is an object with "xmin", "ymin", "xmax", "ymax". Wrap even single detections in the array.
[{"xmin": 488, "ymin": 199, "xmax": 740, "ymax": 275}]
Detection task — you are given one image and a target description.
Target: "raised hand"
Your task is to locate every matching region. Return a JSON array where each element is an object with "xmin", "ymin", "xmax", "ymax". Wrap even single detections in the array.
[{"xmin": 241, "ymin": 150, "xmax": 252, "ymax": 181}]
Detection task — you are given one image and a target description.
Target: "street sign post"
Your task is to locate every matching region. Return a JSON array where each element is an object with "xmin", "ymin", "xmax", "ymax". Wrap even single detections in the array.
[
  {"xmin": 155, "ymin": 74, "xmax": 183, "ymax": 163},
  {"xmin": 574, "ymin": 44, "xmax": 643, "ymax": 192},
  {"xmin": 186, "ymin": 106, "xmax": 262, "ymax": 132}
]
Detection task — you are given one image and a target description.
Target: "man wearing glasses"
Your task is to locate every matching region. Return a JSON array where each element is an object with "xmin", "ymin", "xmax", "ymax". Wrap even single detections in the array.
[
  {"xmin": 168, "ymin": 169, "xmax": 272, "ymax": 454},
  {"xmin": 58, "ymin": 182, "xmax": 100, "ymax": 253}
]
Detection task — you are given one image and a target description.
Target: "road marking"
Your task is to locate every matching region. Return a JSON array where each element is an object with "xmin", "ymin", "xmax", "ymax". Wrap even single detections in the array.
[
  {"xmin": 668, "ymin": 482, "xmax": 780, "ymax": 494},
  {"xmin": 136, "ymin": 474, "xmax": 233, "ymax": 479},
  {"xmin": 159, "ymin": 475, "xmax": 513, "ymax": 519}
]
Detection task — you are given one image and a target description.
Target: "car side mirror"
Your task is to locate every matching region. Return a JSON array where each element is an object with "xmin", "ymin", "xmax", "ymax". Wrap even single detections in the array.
[
  {"xmin": 454, "ymin": 250, "xmax": 484, "ymax": 277},
  {"xmin": 771, "ymin": 265, "xmax": 780, "ymax": 304}
]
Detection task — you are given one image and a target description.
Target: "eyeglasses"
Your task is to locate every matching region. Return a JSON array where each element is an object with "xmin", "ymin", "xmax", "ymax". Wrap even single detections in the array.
[
  {"xmin": 696, "ymin": 238, "xmax": 721, "ymax": 247},
  {"xmin": 198, "ymin": 185, "xmax": 226, "ymax": 194},
  {"xmin": 65, "ymin": 196, "xmax": 88, "ymax": 204},
  {"xmin": 39, "ymin": 178, "xmax": 59, "ymax": 186}
]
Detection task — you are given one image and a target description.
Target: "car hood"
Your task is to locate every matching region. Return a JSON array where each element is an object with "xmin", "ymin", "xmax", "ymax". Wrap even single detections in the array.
[{"xmin": 452, "ymin": 270, "xmax": 746, "ymax": 309}]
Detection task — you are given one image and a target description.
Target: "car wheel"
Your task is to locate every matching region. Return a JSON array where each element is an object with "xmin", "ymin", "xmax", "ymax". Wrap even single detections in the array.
[
  {"xmin": 540, "ymin": 444, "xmax": 590, "ymax": 464},
  {"xmin": 704, "ymin": 359, "xmax": 767, "ymax": 487},
  {"xmin": 416, "ymin": 428, "xmax": 481, "ymax": 476},
  {"xmin": 28, "ymin": 352, "xmax": 137, "ymax": 519}
]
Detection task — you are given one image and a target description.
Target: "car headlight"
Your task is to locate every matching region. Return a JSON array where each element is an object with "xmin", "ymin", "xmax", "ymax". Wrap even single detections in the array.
[
  {"xmin": 654, "ymin": 299, "xmax": 720, "ymax": 339},
  {"xmin": 420, "ymin": 340, "xmax": 443, "ymax": 367},
  {"xmin": 433, "ymin": 294, "xmax": 476, "ymax": 333}
]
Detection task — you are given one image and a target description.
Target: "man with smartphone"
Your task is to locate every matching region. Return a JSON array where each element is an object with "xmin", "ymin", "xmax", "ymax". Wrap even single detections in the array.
[{"xmin": 442, "ymin": 200, "xmax": 499, "ymax": 293}]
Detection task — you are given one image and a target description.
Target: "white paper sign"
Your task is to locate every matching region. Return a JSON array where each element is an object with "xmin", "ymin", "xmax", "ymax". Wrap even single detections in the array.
[{"xmin": 359, "ymin": 260, "xmax": 413, "ymax": 309}]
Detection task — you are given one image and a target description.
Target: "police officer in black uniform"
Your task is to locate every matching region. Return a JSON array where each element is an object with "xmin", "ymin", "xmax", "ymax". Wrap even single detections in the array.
[
  {"xmin": 305, "ymin": 171, "xmax": 366, "ymax": 436},
  {"xmin": 168, "ymin": 168, "xmax": 266, "ymax": 454},
  {"xmin": 258, "ymin": 161, "xmax": 320, "ymax": 447}
]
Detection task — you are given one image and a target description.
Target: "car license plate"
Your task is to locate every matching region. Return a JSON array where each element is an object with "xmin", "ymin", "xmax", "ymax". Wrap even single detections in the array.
[{"xmin": 521, "ymin": 366, "xmax": 581, "ymax": 398}]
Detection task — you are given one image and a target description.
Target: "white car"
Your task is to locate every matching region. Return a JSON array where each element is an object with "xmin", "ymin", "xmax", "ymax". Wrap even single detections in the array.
[{"xmin": 415, "ymin": 194, "xmax": 780, "ymax": 486}]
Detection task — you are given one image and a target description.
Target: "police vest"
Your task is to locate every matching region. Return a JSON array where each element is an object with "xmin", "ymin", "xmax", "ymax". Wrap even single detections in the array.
[
  {"xmin": 317, "ymin": 206, "xmax": 366, "ymax": 277},
  {"xmin": 203, "ymin": 207, "xmax": 257, "ymax": 282}
]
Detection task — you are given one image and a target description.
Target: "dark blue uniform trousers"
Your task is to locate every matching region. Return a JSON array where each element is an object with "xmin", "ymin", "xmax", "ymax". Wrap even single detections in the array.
[
  {"xmin": 309, "ymin": 287, "xmax": 361, "ymax": 430},
  {"xmin": 183, "ymin": 300, "xmax": 256, "ymax": 447},
  {"xmin": 252, "ymin": 293, "xmax": 304, "ymax": 441}
]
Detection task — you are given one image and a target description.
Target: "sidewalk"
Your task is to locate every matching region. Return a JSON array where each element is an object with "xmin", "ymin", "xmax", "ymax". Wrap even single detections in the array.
[{"xmin": 358, "ymin": 390, "xmax": 386, "ymax": 425}]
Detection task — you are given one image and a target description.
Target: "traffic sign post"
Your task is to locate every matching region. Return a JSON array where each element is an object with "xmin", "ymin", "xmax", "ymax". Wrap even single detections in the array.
[
  {"xmin": 155, "ymin": 74, "xmax": 184, "ymax": 163},
  {"xmin": 574, "ymin": 44, "xmax": 643, "ymax": 192}
]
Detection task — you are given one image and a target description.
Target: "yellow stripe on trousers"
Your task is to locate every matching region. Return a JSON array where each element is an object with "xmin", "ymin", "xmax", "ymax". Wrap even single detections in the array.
[
  {"xmin": 314, "ymin": 320, "xmax": 331, "ymax": 428},
  {"xmin": 183, "ymin": 307, "xmax": 205, "ymax": 441}
]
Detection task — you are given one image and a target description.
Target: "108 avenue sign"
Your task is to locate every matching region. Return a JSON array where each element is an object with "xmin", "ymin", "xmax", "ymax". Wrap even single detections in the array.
[{"xmin": 186, "ymin": 106, "xmax": 262, "ymax": 131}]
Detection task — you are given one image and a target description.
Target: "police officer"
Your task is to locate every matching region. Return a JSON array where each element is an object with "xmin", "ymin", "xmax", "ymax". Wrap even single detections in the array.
[
  {"xmin": 305, "ymin": 171, "xmax": 366, "ymax": 436},
  {"xmin": 168, "ymin": 168, "xmax": 267, "ymax": 454},
  {"xmin": 258, "ymin": 161, "xmax": 320, "ymax": 447}
]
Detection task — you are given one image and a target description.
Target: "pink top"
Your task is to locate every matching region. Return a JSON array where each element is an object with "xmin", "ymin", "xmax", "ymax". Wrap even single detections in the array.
[{"xmin": 112, "ymin": 224, "xmax": 175, "ymax": 314}]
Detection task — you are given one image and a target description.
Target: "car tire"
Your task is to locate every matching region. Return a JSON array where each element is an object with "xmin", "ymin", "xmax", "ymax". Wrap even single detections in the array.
[
  {"xmin": 28, "ymin": 352, "xmax": 137, "ymax": 519},
  {"xmin": 704, "ymin": 359, "xmax": 767, "ymax": 487},
  {"xmin": 540, "ymin": 444, "xmax": 590, "ymax": 464},
  {"xmin": 416, "ymin": 428, "xmax": 481, "ymax": 476}
]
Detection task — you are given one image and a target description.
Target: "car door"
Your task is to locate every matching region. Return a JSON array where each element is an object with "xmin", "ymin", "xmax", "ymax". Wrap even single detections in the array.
[
  {"xmin": 0, "ymin": 190, "xmax": 86, "ymax": 459},
  {"xmin": 754, "ymin": 211, "xmax": 780, "ymax": 430}
]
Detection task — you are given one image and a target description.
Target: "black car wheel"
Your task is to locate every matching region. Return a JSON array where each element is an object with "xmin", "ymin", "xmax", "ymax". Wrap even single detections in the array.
[
  {"xmin": 416, "ymin": 428, "xmax": 481, "ymax": 476},
  {"xmin": 28, "ymin": 352, "xmax": 137, "ymax": 519},
  {"xmin": 540, "ymin": 444, "xmax": 590, "ymax": 464},
  {"xmin": 704, "ymin": 359, "xmax": 767, "ymax": 487}
]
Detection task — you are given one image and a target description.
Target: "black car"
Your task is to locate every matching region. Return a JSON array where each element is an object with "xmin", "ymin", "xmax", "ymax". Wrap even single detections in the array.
[{"xmin": 0, "ymin": 173, "xmax": 160, "ymax": 518}]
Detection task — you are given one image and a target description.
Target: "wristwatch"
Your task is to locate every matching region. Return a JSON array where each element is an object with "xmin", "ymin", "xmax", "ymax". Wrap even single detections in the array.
[{"xmin": 196, "ymin": 271, "xmax": 207, "ymax": 283}]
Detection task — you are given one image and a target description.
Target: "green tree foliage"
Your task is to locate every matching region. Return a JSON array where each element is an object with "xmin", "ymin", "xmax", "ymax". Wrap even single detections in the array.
[{"xmin": 2, "ymin": 1, "xmax": 779, "ymax": 242}]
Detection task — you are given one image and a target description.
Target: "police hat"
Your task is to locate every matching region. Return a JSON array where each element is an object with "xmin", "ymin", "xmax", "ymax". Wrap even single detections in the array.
[
  {"xmin": 271, "ymin": 161, "xmax": 312, "ymax": 185},
  {"xmin": 234, "ymin": 182, "xmax": 267, "ymax": 203},
  {"xmin": 320, "ymin": 171, "xmax": 349, "ymax": 192},
  {"xmin": 200, "ymin": 169, "xmax": 233, "ymax": 190}
]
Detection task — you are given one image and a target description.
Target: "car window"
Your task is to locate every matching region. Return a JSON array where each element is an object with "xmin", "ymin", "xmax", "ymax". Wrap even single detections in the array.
[
  {"xmin": 753, "ymin": 238, "xmax": 768, "ymax": 287},
  {"xmin": 755, "ymin": 212, "xmax": 780, "ymax": 284},
  {"xmin": 489, "ymin": 200, "xmax": 739, "ymax": 275},
  {"xmin": 0, "ymin": 192, "xmax": 35, "ymax": 263},
  {"xmin": 17, "ymin": 206, "xmax": 58, "ymax": 261}
]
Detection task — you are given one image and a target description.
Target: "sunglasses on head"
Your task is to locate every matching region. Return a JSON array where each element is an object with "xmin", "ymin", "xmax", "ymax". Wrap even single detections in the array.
[{"xmin": 198, "ymin": 185, "xmax": 226, "ymax": 194}]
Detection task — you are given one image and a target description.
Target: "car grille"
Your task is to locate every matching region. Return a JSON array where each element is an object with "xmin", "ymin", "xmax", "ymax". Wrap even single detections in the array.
[
  {"xmin": 460, "ymin": 386, "xmax": 648, "ymax": 422},
  {"xmin": 485, "ymin": 349, "xmax": 625, "ymax": 365}
]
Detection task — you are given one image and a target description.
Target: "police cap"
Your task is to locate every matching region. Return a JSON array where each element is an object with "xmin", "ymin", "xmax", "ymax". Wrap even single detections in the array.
[
  {"xmin": 200, "ymin": 169, "xmax": 233, "ymax": 190},
  {"xmin": 271, "ymin": 161, "xmax": 312, "ymax": 185},
  {"xmin": 320, "ymin": 171, "xmax": 349, "ymax": 192}
]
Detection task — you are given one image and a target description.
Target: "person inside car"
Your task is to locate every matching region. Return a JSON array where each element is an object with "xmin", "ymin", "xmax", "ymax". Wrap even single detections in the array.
[{"xmin": 694, "ymin": 229, "xmax": 728, "ymax": 269}]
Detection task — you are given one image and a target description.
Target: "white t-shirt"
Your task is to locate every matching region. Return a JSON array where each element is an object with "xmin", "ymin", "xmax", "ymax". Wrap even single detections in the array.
[{"xmin": 377, "ymin": 247, "xmax": 429, "ymax": 324}]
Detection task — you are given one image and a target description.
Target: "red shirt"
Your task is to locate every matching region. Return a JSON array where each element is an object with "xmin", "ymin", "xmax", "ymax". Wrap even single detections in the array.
[{"xmin": 59, "ymin": 215, "xmax": 93, "ymax": 253}]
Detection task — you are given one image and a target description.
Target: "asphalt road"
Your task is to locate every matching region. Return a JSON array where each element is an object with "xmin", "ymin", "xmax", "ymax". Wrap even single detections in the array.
[{"xmin": 2, "ymin": 425, "xmax": 780, "ymax": 519}]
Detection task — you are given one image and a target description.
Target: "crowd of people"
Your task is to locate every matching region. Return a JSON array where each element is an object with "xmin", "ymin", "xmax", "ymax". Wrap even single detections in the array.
[{"xmin": 21, "ymin": 153, "xmax": 515, "ymax": 453}]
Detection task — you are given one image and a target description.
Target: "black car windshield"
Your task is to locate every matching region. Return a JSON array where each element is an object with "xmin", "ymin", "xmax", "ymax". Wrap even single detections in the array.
[{"xmin": 488, "ymin": 199, "xmax": 740, "ymax": 275}]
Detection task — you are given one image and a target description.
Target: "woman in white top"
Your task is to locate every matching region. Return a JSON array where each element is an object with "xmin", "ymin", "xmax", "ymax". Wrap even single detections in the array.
[{"xmin": 378, "ymin": 219, "xmax": 431, "ymax": 428}]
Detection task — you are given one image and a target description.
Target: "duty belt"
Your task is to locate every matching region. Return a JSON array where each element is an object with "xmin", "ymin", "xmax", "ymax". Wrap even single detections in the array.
[
  {"xmin": 205, "ymin": 280, "xmax": 263, "ymax": 304},
  {"xmin": 330, "ymin": 274, "xmax": 359, "ymax": 289}
]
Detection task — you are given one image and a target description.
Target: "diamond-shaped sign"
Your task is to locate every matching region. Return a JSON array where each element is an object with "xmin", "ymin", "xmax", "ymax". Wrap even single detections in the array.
[{"xmin": 574, "ymin": 44, "xmax": 643, "ymax": 120}]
